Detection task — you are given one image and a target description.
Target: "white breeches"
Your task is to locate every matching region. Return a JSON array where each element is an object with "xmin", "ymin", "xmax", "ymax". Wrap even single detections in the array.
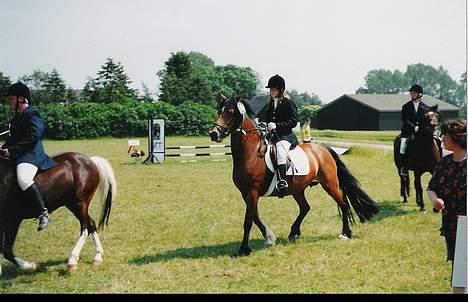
[
  {"xmin": 17, "ymin": 163, "xmax": 38, "ymax": 191},
  {"xmin": 276, "ymin": 140, "xmax": 291, "ymax": 165},
  {"xmin": 400, "ymin": 137, "xmax": 407, "ymax": 154}
]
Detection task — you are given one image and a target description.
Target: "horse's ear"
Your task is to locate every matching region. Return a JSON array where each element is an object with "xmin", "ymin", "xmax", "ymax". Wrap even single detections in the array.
[
  {"xmin": 431, "ymin": 105, "xmax": 439, "ymax": 111},
  {"xmin": 219, "ymin": 94, "xmax": 227, "ymax": 102},
  {"xmin": 235, "ymin": 95, "xmax": 242, "ymax": 102}
]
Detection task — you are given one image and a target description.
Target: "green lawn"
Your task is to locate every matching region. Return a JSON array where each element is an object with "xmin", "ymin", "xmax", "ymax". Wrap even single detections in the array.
[{"xmin": 0, "ymin": 136, "xmax": 451, "ymax": 293}]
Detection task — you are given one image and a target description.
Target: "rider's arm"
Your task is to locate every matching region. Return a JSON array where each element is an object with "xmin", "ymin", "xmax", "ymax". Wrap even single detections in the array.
[{"xmin": 6, "ymin": 110, "xmax": 44, "ymax": 159}]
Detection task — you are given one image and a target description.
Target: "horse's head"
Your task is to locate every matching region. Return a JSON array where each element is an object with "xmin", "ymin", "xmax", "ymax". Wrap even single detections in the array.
[
  {"xmin": 421, "ymin": 105, "xmax": 441, "ymax": 132},
  {"xmin": 209, "ymin": 94, "xmax": 250, "ymax": 142}
]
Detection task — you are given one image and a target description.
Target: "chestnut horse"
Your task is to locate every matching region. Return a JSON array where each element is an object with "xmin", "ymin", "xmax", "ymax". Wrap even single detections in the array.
[
  {"xmin": 0, "ymin": 152, "xmax": 117, "ymax": 275},
  {"xmin": 209, "ymin": 96, "xmax": 380, "ymax": 257},
  {"xmin": 393, "ymin": 106, "xmax": 442, "ymax": 211}
]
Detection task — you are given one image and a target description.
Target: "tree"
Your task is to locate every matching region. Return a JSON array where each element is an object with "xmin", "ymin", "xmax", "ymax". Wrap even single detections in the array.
[
  {"xmin": 215, "ymin": 65, "xmax": 259, "ymax": 100},
  {"xmin": 455, "ymin": 72, "xmax": 467, "ymax": 107},
  {"xmin": 0, "ymin": 72, "xmax": 11, "ymax": 98},
  {"xmin": 158, "ymin": 51, "xmax": 259, "ymax": 107},
  {"xmin": 139, "ymin": 82, "xmax": 155, "ymax": 103},
  {"xmin": 189, "ymin": 51, "xmax": 215, "ymax": 68},
  {"xmin": 18, "ymin": 69, "xmax": 49, "ymax": 104},
  {"xmin": 357, "ymin": 63, "xmax": 463, "ymax": 107},
  {"xmin": 298, "ymin": 105, "xmax": 321, "ymax": 124},
  {"xmin": 357, "ymin": 69, "xmax": 407, "ymax": 94},
  {"xmin": 43, "ymin": 69, "xmax": 67, "ymax": 104},
  {"xmin": 404, "ymin": 64, "xmax": 458, "ymax": 103},
  {"xmin": 158, "ymin": 52, "xmax": 193, "ymax": 106},
  {"xmin": 288, "ymin": 89, "xmax": 322, "ymax": 108},
  {"xmin": 83, "ymin": 58, "xmax": 137, "ymax": 103}
]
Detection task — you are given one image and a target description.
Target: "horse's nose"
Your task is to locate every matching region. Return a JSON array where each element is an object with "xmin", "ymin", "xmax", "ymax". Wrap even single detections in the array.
[{"xmin": 209, "ymin": 130, "xmax": 219, "ymax": 142}]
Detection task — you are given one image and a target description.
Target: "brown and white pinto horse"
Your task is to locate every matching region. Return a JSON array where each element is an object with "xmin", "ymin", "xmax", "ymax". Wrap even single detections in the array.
[
  {"xmin": 0, "ymin": 152, "xmax": 116, "ymax": 275},
  {"xmin": 209, "ymin": 96, "xmax": 380, "ymax": 257}
]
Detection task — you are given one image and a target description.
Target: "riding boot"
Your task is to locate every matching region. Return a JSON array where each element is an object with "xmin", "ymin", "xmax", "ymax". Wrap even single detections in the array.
[
  {"xmin": 25, "ymin": 183, "xmax": 51, "ymax": 231},
  {"xmin": 400, "ymin": 154, "xmax": 408, "ymax": 177},
  {"xmin": 276, "ymin": 164, "xmax": 288, "ymax": 198}
]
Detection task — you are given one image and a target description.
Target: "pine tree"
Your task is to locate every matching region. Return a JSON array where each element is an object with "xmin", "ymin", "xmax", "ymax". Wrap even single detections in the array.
[
  {"xmin": 43, "ymin": 69, "xmax": 67, "ymax": 104},
  {"xmin": 83, "ymin": 58, "xmax": 137, "ymax": 103}
]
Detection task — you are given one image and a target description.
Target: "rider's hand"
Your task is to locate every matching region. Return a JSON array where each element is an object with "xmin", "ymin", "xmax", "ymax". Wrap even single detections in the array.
[
  {"xmin": 414, "ymin": 126, "xmax": 419, "ymax": 132},
  {"xmin": 432, "ymin": 198, "xmax": 445, "ymax": 210},
  {"xmin": 267, "ymin": 122, "xmax": 277, "ymax": 130}
]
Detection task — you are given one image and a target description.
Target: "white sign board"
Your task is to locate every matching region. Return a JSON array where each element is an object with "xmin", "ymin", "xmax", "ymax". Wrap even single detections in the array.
[{"xmin": 452, "ymin": 216, "xmax": 467, "ymax": 288}]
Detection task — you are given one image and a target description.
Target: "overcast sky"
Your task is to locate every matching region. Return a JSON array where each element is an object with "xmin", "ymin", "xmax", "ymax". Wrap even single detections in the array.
[{"xmin": 0, "ymin": 0, "xmax": 466, "ymax": 102}]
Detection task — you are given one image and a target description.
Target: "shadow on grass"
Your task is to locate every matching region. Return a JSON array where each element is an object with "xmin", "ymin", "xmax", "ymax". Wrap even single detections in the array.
[
  {"xmin": 129, "ymin": 240, "xmax": 264, "ymax": 265},
  {"xmin": 130, "ymin": 233, "xmax": 339, "ymax": 266},
  {"xmin": 368, "ymin": 200, "xmax": 415, "ymax": 223}
]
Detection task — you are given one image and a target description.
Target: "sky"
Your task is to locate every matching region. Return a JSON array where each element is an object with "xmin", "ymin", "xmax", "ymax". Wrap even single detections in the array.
[{"xmin": 0, "ymin": 0, "xmax": 466, "ymax": 103}]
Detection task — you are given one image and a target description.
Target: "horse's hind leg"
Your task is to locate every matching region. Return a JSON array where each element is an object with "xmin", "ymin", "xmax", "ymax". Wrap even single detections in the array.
[
  {"xmin": 289, "ymin": 190, "xmax": 310, "ymax": 242},
  {"xmin": 65, "ymin": 198, "xmax": 97, "ymax": 271},
  {"xmin": 320, "ymin": 178, "xmax": 352, "ymax": 239}
]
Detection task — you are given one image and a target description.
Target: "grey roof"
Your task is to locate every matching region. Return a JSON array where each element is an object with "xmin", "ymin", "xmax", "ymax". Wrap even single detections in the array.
[{"xmin": 321, "ymin": 94, "xmax": 460, "ymax": 112}]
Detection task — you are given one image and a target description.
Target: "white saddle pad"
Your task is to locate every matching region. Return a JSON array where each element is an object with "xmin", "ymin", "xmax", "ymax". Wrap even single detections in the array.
[{"xmin": 265, "ymin": 144, "xmax": 310, "ymax": 176}]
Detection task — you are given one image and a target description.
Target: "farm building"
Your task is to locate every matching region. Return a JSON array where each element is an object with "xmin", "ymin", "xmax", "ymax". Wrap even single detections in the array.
[{"xmin": 314, "ymin": 94, "xmax": 461, "ymax": 130}]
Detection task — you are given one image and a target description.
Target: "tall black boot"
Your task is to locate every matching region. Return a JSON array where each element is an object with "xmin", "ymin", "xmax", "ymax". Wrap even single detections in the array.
[
  {"xmin": 276, "ymin": 164, "xmax": 288, "ymax": 198},
  {"xmin": 25, "ymin": 183, "xmax": 51, "ymax": 231},
  {"xmin": 400, "ymin": 154, "xmax": 408, "ymax": 176}
]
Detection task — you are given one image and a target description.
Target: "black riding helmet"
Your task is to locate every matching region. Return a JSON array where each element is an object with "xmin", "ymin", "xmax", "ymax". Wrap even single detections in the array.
[
  {"xmin": 265, "ymin": 74, "xmax": 286, "ymax": 93},
  {"xmin": 6, "ymin": 82, "xmax": 31, "ymax": 103},
  {"xmin": 408, "ymin": 84, "xmax": 423, "ymax": 95}
]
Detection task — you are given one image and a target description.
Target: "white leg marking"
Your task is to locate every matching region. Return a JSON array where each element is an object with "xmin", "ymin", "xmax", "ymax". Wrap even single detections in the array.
[
  {"xmin": 264, "ymin": 227, "xmax": 276, "ymax": 246},
  {"xmin": 338, "ymin": 234, "xmax": 350, "ymax": 240},
  {"xmin": 68, "ymin": 229, "xmax": 88, "ymax": 267},
  {"xmin": 14, "ymin": 257, "xmax": 37, "ymax": 272},
  {"xmin": 91, "ymin": 232, "xmax": 104, "ymax": 265}
]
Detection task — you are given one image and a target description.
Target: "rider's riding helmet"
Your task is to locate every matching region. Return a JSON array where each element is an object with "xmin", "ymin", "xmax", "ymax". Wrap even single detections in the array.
[
  {"xmin": 265, "ymin": 74, "xmax": 286, "ymax": 93},
  {"xmin": 6, "ymin": 82, "xmax": 31, "ymax": 103},
  {"xmin": 408, "ymin": 84, "xmax": 423, "ymax": 95}
]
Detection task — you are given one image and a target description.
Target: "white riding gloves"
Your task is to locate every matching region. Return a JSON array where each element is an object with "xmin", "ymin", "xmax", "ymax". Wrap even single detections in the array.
[
  {"xmin": 267, "ymin": 122, "xmax": 277, "ymax": 130},
  {"xmin": 414, "ymin": 126, "xmax": 419, "ymax": 132}
]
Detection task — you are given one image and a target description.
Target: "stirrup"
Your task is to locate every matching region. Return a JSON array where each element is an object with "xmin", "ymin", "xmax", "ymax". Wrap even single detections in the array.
[
  {"xmin": 400, "ymin": 167, "xmax": 408, "ymax": 176},
  {"xmin": 276, "ymin": 179, "xmax": 288, "ymax": 191},
  {"xmin": 37, "ymin": 212, "xmax": 51, "ymax": 232}
]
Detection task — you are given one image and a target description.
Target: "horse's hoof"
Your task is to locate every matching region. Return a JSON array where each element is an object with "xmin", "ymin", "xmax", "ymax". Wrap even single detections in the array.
[
  {"xmin": 23, "ymin": 261, "xmax": 38, "ymax": 272},
  {"xmin": 338, "ymin": 234, "xmax": 350, "ymax": 240},
  {"xmin": 288, "ymin": 234, "xmax": 301, "ymax": 243},
  {"xmin": 92, "ymin": 260, "xmax": 103, "ymax": 267},
  {"xmin": 231, "ymin": 248, "xmax": 251, "ymax": 258},
  {"xmin": 419, "ymin": 208, "xmax": 426, "ymax": 213},
  {"xmin": 67, "ymin": 264, "xmax": 78, "ymax": 272}
]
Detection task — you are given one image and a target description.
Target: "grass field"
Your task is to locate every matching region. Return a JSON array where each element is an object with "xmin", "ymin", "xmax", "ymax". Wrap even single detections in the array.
[{"xmin": 0, "ymin": 134, "xmax": 453, "ymax": 293}]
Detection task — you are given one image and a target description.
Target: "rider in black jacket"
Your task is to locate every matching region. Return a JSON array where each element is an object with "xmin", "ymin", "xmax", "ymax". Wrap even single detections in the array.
[
  {"xmin": 265, "ymin": 74, "xmax": 300, "ymax": 197},
  {"xmin": 399, "ymin": 84, "xmax": 429, "ymax": 176}
]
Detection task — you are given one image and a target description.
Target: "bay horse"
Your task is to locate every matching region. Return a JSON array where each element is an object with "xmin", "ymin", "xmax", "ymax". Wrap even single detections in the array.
[
  {"xmin": 209, "ymin": 96, "xmax": 380, "ymax": 257},
  {"xmin": 393, "ymin": 105, "xmax": 442, "ymax": 211},
  {"xmin": 0, "ymin": 152, "xmax": 117, "ymax": 275}
]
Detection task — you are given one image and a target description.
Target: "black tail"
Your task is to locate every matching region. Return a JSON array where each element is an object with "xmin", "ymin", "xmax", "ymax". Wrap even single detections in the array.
[{"xmin": 327, "ymin": 147, "xmax": 381, "ymax": 223}]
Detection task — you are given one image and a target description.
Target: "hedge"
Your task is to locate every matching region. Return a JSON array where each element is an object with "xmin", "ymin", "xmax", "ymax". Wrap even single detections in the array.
[{"xmin": 0, "ymin": 100, "xmax": 217, "ymax": 140}]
